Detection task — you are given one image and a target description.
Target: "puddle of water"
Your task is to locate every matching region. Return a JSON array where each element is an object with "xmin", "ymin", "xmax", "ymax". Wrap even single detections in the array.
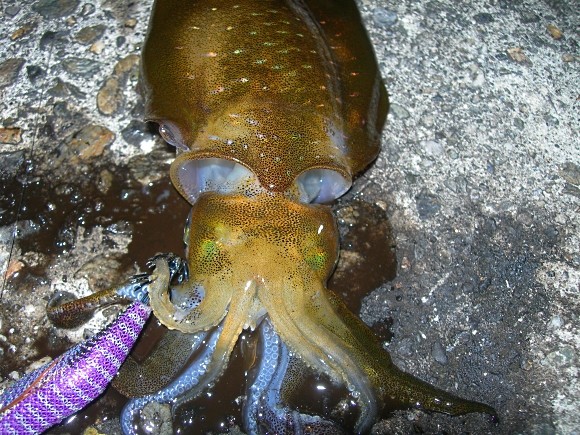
[{"xmin": 1, "ymin": 162, "xmax": 397, "ymax": 433}]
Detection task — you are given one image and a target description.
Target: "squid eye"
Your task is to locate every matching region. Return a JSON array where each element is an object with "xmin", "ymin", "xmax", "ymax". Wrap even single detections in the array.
[
  {"xmin": 294, "ymin": 168, "xmax": 351, "ymax": 204},
  {"xmin": 158, "ymin": 122, "xmax": 188, "ymax": 151}
]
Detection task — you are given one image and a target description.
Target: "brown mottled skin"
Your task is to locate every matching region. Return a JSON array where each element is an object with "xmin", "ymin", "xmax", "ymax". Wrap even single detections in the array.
[
  {"xmin": 49, "ymin": 0, "xmax": 496, "ymax": 432},
  {"xmin": 141, "ymin": 0, "xmax": 387, "ymax": 192}
]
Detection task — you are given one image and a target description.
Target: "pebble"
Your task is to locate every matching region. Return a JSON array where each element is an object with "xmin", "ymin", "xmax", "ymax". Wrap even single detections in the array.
[
  {"xmin": 421, "ymin": 140, "xmax": 444, "ymax": 156},
  {"xmin": 75, "ymin": 24, "xmax": 106, "ymax": 45},
  {"xmin": 415, "ymin": 189, "xmax": 441, "ymax": 219},
  {"xmin": 0, "ymin": 150, "xmax": 25, "ymax": 178},
  {"xmin": 62, "ymin": 57, "xmax": 101, "ymax": 76},
  {"xmin": 113, "ymin": 54, "xmax": 140, "ymax": 76},
  {"xmin": 97, "ymin": 77, "xmax": 122, "ymax": 115},
  {"xmin": 0, "ymin": 58, "xmax": 25, "ymax": 88},
  {"xmin": 5, "ymin": 260, "xmax": 25, "ymax": 279},
  {"xmin": 562, "ymin": 53, "xmax": 575, "ymax": 62},
  {"xmin": 507, "ymin": 47, "xmax": 530, "ymax": 64},
  {"xmin": 32, "ymin": 0, "xmax": 79, "ymax": 18},
  {"xmin": 39, "ymin": 30, "xmax": 69, "ymax": 50},
  {"xmin": 128, "ymin": 150, "xmax": 169, "ymax": 185},
  {"xmin": 4, "ymin": 5, "xmax": 20, "ymax": 16},
  {"xmin": 473, "ymin": 13, "xmax": 494, "ymax": 24},
  {"xmin": 124, "ymin": 18, "xmax": 138, "ymax": 29},
  {"xmin": 373, "ymin": 8, "xmax": 398, "ymax": 27},
  {"xmin": 389, "ymin": 103, "xmax": 410, "ymax": 119},
  {"xmin": 0, "ymin": 127, "xmax": 22, "ymax": 144},
  {"xmin": 11, "ymin": 22, "xmax": 37, "ymax": 41},
  {"xmin": 559, "ymin": 162, "xmax": 580, "ymax": 185},
  {"xmin": 47, "ymin": 78, "xmax": 86, "ymax": 99},
  {"xmin": 83, "ymin": 427, "xmax": 106, "ymax": 435},
  {"xmin": 97, "ymin": 169, "xmax": 113, "ymax": 194},
  {"xmin": 96, "ymin": 55, "xmax": 140, "ymax": 115},
  {"xmin": 547, "ymin": 24, "xmax": 563, "ymax": 40},
  {"xmin": 26, "ymin": 64, "xmax": 45, "ymax": 83},
  {"xmin": 90, "ymin": 41, "xmax": 105, "ymax": 54},
  {"xmin": 431, "ymin": 340, "xmax": 448, "ymax": 365},
  {"xmin": 80, "ymin": 3, "xmax": 95, "ymax": 16},
  {"xmin": 67, "ymin": 124, "xmax": 115, "ymax": 161}
]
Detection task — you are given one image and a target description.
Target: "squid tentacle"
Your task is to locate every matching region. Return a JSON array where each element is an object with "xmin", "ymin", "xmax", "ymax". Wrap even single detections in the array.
[
  {"xmin": 260, "ymin": 277, "xmax": 377, "ymax": 432},
  {"xmin": 120, "ymin": 326, "xmax": 219, "ymax": 435},
  {"xmin": 112, "ymin": 255, "xmax": 206, "ymax": 398},
  {"xmin": 322, "ymin": 289, "xmax": 499, "ymax": 418},
  {"xmin": 172, "ymin": 281, "xmax": 257, "ymax": 410},
  {"xmin": 267, "ymin": 278, "xmax": 497, "ymax": 433},
  {"xmin": 120, "ymin": 262, "xmax": 255, "ymax": 433},
  {"xmin": 0, "ymin": 302, "xmax": 151, "ymax": 435},
  {"xmin": 245, "ymin": 318, "xmax": 345, "ymax": 435},
  {"xmin": 112, "ymin": 329, "xmax": 208, "ymax": 398},
  {"xmin": 147, "ymin": 256, "xmax": 233, "ymax": 332}
]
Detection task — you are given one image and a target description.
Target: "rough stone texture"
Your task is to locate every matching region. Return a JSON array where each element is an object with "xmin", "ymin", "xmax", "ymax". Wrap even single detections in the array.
[{"xmin": 0, "ymin": 0, "xmax": 578, "ymax": 434}]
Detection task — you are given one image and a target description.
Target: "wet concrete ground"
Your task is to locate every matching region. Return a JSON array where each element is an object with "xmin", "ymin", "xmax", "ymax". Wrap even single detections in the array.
[{"xmin": 0, "ymin": 0, "xmax": 578, "ymax": 434}]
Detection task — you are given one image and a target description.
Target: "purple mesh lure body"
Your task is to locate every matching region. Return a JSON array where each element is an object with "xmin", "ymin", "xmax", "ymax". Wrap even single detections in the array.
[{"xmin": 0, "ymin": 302, "xmax": 151, "ymax": 434}]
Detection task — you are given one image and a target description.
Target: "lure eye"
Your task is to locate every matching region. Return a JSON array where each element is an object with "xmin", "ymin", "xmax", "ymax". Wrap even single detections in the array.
[{"xmin": 158, "ymin": 122, "xmax": 188, "ymax": 151}]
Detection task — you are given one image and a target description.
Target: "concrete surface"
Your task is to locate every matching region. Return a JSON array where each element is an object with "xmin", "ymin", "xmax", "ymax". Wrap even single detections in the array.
[{"xmin": 0, "ymin": 0, "xmax": 578, "ymax": 434}]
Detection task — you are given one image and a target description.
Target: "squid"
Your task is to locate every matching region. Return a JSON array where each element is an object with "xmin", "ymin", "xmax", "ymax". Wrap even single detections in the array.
[{"xmin": 0, "ymin": 0, "xmax": 497, "ymax": 433}]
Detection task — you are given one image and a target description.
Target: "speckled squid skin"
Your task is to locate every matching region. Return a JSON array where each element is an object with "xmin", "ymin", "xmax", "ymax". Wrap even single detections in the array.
[
  {"xmin": 141, "ymin": 0, "xmax": 387, "ymax": 192},
  {"xmin": 132, "ymin": 0, "xmax": 496, "ymax": 432}
]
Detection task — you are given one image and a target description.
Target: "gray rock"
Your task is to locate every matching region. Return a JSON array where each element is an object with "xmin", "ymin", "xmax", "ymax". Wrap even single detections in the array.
[
  {"xmin": 75, "ymin": 24, "xmax": 106, "ymax": 45},
  {"xmin": 47, "ymin": 78, "xmax": 86, "ymax": 99},
  {"xmin": 4, "ymin": 5, "xmax": 20, "ymax": 16},
  {"xmin": 0, "ymin": 58, "xmax": 25, "ymax": 88},
  {"xmin": 389, "ymin": 103, "xmax": 410, "ymax": 119},
  {"xmin": 431, "ymin": 340, "xmax": 448, "ymax": 365},
  {"xmin": 416, "ymin": 189, "xmax": 441, "ymax": 219},
  {"xmin": 26, "ymin": 65, "xmax": 45, "ymax": 83},
  {"xmin": 121, "ymin": 120, "xmax": 155, "ymax": 147},
  {"xmin": 62, "ymin": 57, "xmax": 101, "ymax": 76},
  {"xmin": 473, "ymin": 13, "xmax": 494, "ymax": 24},
  {"xmin": 32, "ymin": 0, "xmax": 79, "ymax": 18},
  {"xmin": 374, "ymin": 8, "xmax": 398, "ymax": 27},
  {"xmin": 559, "ymin": 162, "xmax": 580, "ymax": 185},
  {"xmin": 421, "ymin": 140, "xmax": 444, "ymax": 156}
]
